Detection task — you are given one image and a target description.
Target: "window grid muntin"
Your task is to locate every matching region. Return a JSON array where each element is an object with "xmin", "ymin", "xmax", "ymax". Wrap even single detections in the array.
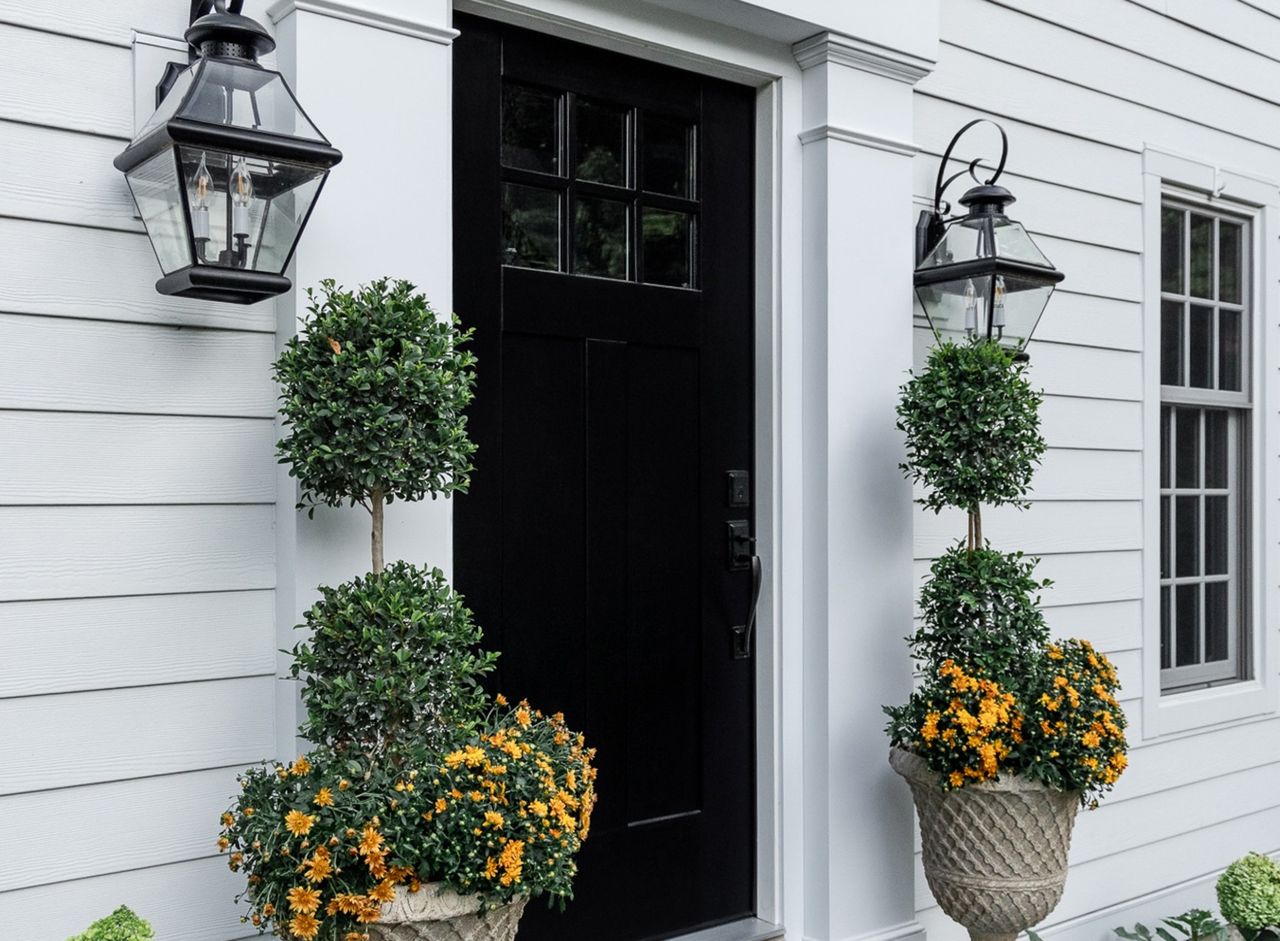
[{"xmin": 1159, "ymin": 198, "xmax": 1252, "ymax": 692}]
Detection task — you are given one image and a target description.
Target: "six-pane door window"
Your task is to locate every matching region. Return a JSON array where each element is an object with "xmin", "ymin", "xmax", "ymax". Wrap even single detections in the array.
[{"xmin": 1159, "ymin": 200, "xmax": 1250, "ymax": 691}]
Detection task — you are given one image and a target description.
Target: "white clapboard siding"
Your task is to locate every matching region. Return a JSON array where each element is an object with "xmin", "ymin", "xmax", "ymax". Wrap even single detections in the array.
[
  {"xmin": 0, "ymin": 505, "xmax": 275, "ymax": 601},
  {"xmin": 1032, "ymin": 236, "xmax": 1142, "ymax": 303},
  {"xmin": 911, "ymin": 551, "xmax": 1143, "ymax": 611},
  {"xmin": 1045, "ymin": 600, "xmax": 1143, "ymax": 653},
  {"xmin": 0, "ymin": 315, "xmax": 277, "ymax": 417},
  {"xmin": 1039, "ymin": 396, "xmax": 1142, "ymax": 451},
  {"xmin": 1129, "ymin": 0, "xmax": 1280, "ymax": 54},
  {"xmin": 1028, "ymin": 449, "xmax": 1143, "ymax": 502},
  {"xmin": 0, "ymin": 0, "xmax": 188, "ymax": 46},
  {"xmin": 914, "ymin": 501, "xmax": 1142, "ymax": 558},
  {"xmin": 1027, "ymin": 344, "xmax": 1143, "ymax": 402},
  {"xmin": 0, "ymin": 218, "xmax": 277, "ymax": 331},
  {"xmin": 0, "ymin": 590, "xmax": 275, "ymax": 698},
  {"xmin": 0, "ymin": 413, "xmax": 276, "ymax": 505},
  {"xmin": 0, "ymin": 121, "xmax": 141, "ymax": 232},
  {"xmin": 914, "ymin": 95, "xmax": 1144, "ymax": 202},
  {"xmin": 1030, "ymin": 294, "xmax": 1142, "ymax": 353},
  {"xmin": 0, "ymin": 855, "xmax": 255, "ymax": 941},
  {"xmin": 0, "ymin": 676, "xmax": 275, "ymax": 795},
  {"xmin": 943, "ymin": 0, "xmax": 1280, "ymax": 143},
  {"xmin": 0, "ymin": 24, "xmax": 132, "ymax": 138},
  {"xmin": 0, "ymin": 766, "xmax": 246, "ymax": 891}
]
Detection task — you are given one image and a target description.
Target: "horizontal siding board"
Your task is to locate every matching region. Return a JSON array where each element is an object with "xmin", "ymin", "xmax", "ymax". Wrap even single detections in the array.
[
  {"xmin": 1039, "ymin": 396, "xmax": 1142, "ymax": 451},
  {"xmin": 0, "ymin": 121, "xmax": 140, "ymax": 232},
  {"xmin": 912, "ymin": 551, "xmax": 1143, "ymax": 611},
  {"xmin": 1044, "ymin": 600, "xmax": 1143, "ymax": 653},
  {"xmin": 0, "ymin": 854, "xmax": 252, "ymax": 941},
  {"xmin": 0, "ymin": 0, "xmax": 189, "ymax": 46},
  {"xmin": 914, "ymin": 501, "xmax": 1142, "ymax": 558},
  {"xmin": 1136, "ymin": 0, "xmax": 1280, "ymax": 56},
  {"xmin": 1033, "ymin": 236, "xmax": 1141, "ymax": 303},
  {"xmin": 0, "ymin": 767, "xmax": 245, "ymax": 891},
  {"xmin": 1028, "ymin": 449, "xmax": 1143, "ymax": 502},
  {"xmin": 0, "ymin": 25, "xmax": 131, "ymax": 138},
  {"xmin": 0, "ymin": 591, "xmax": 275, "ymax": 698},
  {"xmin": 0, "ymin": 413, "xmax": 276, "ymax": 505},
  {"xmin": 0, "ymin": 218, "xmax": 277, "ymax": 331},
  {"xmin": 0, "ymin": 676, "xmax": 275, "ymax": 795},
  {"xmin": 0, "ymin": 315, "xmax": 276, "ymax": 417},
  {"xmin": 1028, "ymin": 344, "xmax": 1143, "ymax": 402},
  {"xmin": 0, "ymin": 505, "xmax": 275, "ymax": 601},
  {"xmin": 1031, "ymin": 294, "xmax": 1143, "ymax": 353}
]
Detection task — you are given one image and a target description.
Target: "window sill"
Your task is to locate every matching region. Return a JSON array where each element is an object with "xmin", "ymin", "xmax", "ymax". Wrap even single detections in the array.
[{"xmin": 1144, "ymin": 676, "xmax": 1276, "ymax": 739}]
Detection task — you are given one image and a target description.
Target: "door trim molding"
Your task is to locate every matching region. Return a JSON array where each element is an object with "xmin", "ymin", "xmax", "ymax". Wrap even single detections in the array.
[{"xmin": 267, "ymin": 0, "xmax": 460, "ymax": 44}]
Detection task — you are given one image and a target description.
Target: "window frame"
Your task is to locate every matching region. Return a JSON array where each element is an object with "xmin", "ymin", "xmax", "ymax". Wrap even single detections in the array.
[{"xmin": 1141, "ymin": 148, "xmax": 1279, "ymax": 740}]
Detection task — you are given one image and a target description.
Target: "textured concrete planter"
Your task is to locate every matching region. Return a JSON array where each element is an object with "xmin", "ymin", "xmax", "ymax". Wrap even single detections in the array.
[
  {"xmin": 890, "ymin": 748, "xmax": 1080, "ymax": 941},
  {"xmin": 369, "ymin": 884, "xmax": 528, "ymax": 941}
]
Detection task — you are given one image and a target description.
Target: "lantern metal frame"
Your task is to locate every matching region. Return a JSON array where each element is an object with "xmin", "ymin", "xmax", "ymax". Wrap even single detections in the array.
[{"xmin": 913, "ymin": 119, "xmax": 1065, "ymax": 358}]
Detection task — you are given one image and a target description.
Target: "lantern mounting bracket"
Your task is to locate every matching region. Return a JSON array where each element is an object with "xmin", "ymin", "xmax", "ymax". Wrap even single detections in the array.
[
  {"xmin": 916, "ymin": 119, "xmax": 1009, "ymax": 264},
  {"xmin": 156, "ymin": 0, "xmax": 255, "ymax": 106}
]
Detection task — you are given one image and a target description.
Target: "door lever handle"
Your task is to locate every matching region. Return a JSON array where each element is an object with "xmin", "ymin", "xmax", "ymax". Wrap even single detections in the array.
[{"xmin": 731, "ymin": 554, "xmax": 762, "ymax": 660}]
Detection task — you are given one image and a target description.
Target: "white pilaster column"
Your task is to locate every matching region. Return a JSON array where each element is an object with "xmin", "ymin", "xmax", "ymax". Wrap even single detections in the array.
[
  {"xmin": 794, "ymin": 30, "xmax": 936, "ymax": 941},
  {"xmin": 265, "ymin": 0, "xmax": 457, "ymax": 757}
]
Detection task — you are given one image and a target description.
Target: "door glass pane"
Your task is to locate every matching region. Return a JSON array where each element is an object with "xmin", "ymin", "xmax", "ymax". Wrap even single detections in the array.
[
  {"xmin": 1219, "ymin": 221, "xmax": 1242, "ymax": 303},
  {"xmin": 1205, "ymin": 495, "xmax": 1228, "ymax": 575},
  {"xmin": 1175, "ymin": 408, "xmax": 1199, "ymax": 489},
  {"xmin": 1161, "ymin": 404, "xmax": 1172, "ymax": 488},
  {"xmin": 1161, "ymin": 207, "xmax": 1184, "ymax": 294},
  {"xmin": 1176, "ymin": 583, "xmax": 1200, "ymax": 667},
  {"xmin": 503, "ymin": 84, "xmax": 561, "ymax": 175},
  {"xmin": 1160, "ymin": 495, "xmax": 1171, "ymax": 579},
  {"xmin": 1219, "ymin": 308, "xmax": 1242, "ymax": 392},
  {"xmin": 1161, "ymin": 300, "xmax": 1183, "ymax": 386},
  {"xmin": 642, "ymin": 209, "xmax": 693, "ymax": 288},
  {"xmin": 576, "ymin": 98, "xmax": 628, "ymax": 187},
  {"xmin": 1205, "ymin": 410, "xmax": 1228, "ymax": 489},
  {"xmin": 574, "ymin": 196, "xmax": 628, "ymax": 279},
  {"xmin": 1190, "ymin": 213, "xmax": 1213, "ymax": 299},
  {"xmin": 1175, "ymin": 495, "xmax": 1199, "ymax": 577},
  {"xmin": 502, "ymin": 184, "xmax": 560, "ymax": 271},
  {"xmin": 1161, "ymin": 585, "xmax": 1171, "ymax": 670},
  {"xmin": 1205, "ymin": 581, "xmax": 1230, "ymax": 662},
  {"xmin": 643, "ymin": 114, "xmax": 694, "ymax": 198},
  {"xmin": 1189, "ymin": 304, "xmax": 1213, "ymax": 388}
]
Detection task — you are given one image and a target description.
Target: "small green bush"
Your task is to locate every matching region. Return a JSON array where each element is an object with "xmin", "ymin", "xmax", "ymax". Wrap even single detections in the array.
[
  {"xmin": 67, "ymin": 906, "xmax": 153, "ymax": 941},
  {"xmin": 1218, "ymin": 853, "xmax": 1280, "ymax": 932}
]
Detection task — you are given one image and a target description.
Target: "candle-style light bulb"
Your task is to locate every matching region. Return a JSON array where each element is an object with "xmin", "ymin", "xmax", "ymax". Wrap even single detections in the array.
[
  {"xmin": 993, "ymin": 275, "xmax": 1007, "ymax": 335},
  {"xmin": 190, "ymin": 152, "xmax": 213, "ymax": 248},
  {"xmin": 230, "ymin": 156, "xmax": 254, "ymax": 238},
  {"xmin": 963, "ymin": 278, "xmax": 978, "ymax": 335}
]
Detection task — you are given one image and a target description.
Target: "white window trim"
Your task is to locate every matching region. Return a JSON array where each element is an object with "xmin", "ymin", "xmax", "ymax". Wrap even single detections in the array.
[{"xmin": 1141, "ymin": 147, "xmax": 1280, "ymax": 739}]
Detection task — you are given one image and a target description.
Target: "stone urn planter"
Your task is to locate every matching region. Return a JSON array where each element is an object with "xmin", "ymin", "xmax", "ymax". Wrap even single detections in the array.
[
  {"xmin": 890, "ymin": 748, "xmax": 1080, "ymax": 941},
  {"xmin": 370, "ymin": 884, "xmax": 528, "ymax": 941}
]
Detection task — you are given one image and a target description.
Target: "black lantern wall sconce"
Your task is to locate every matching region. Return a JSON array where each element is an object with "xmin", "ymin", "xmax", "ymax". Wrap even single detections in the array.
[
  {"xmin": 114, "ymin": 0, "xmax": 342, "ymax": 304},
  {"xmin": 914, "ymin": 120, "xmax": 1064, "ymax": 358}
]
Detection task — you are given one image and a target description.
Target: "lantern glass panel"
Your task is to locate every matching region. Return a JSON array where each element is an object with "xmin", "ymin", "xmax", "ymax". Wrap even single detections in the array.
[
  {"xmin": 915, "ymin": 274, "xmax": 994, "ymax": 344},
  {"xmin": 136, "ymin": 66, "xmax": 197, "ymax": 141},
  {"xmin": 124, "ymin": 150, "xmax": 192, "ymax": 274},
  {"xmin": 993, "ymin": 274, "xmax": 1055, "ymax": 349},
  {"xmin": 991, "ymin": 218, "xmax": 1052, "ymax": 267},
  {"xmin": 177, "ymin": 59, "xmax": 325, "ymax": 140}
]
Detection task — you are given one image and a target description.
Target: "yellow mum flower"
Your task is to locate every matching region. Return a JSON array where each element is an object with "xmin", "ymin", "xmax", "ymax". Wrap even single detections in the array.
[
  {"xmin": 285, "ymin": 810, "xmax": 316, "ymax": 837},
  {"xmin": 313, "ymin": 787, "xmax": 334, "ymax": 807},
  {"xmin": 484, "ymin": 810, "xmax": 505, "ymax": 829},
  {"xmin": 288, "ymin": 885, "xmax": 322, "ymax": 913},
  {"xmin": 291, "ymin": 756, "xmax": 313, "ymax": 776},
  {"xmin": 290, "ymin": 912, "xmax": 321, "ymax": 939}
]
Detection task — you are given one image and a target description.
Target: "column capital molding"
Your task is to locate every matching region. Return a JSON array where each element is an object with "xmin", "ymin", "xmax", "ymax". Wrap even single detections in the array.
[
  {"xmin": 798, "ymin": 124, "xmax": 918, "ymax": 157},
  {"xmin": 267, "ymin": 0, "xmax": 459, "ymax": 45},
  {"xmin": 792, "ymin": 31, "xmax": 933, "ymax": 85}
]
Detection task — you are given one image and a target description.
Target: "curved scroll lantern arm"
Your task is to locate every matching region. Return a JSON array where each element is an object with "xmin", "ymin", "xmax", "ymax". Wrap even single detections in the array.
[{"xmin": 917, "ymin": 119, "xmax": 1010, "ymax": 264}]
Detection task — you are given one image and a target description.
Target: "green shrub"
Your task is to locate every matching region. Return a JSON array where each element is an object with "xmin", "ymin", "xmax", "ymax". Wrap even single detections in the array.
[
  {"xmin": 66, "ymin": 906, "xmax": 153, "ymax": 941},
  {"xmin": 1218, "ymin": 853, "xmax": 1280, "ymax": 932}
]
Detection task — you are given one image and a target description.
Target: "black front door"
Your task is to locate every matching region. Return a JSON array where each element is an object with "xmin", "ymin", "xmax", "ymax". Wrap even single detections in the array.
[{"xmin": 453, "ymin": 17, "xmax": 757, "ymax": 941}]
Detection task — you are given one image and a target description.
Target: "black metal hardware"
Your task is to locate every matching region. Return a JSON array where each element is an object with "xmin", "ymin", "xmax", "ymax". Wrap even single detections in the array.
[
  {"xmin": 915, "ymin": 118, "xmax": 1009, "ymax": 265},
  {"xmin": 727, "ymin": 520, "xmax": 754, "ymax": 570},
  {"xmin": 731, "ymin": 554, "xmax": 762, "ymax": 659},
  {"xmin": 726, "ymin": 470, "xmax": 750, "ymax": 508}
]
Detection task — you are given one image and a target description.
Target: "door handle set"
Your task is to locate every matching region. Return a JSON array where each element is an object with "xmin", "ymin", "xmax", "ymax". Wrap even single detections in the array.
[{"xmin": 727, "ymin": 520, "xmax": 761, "ymax": 660}]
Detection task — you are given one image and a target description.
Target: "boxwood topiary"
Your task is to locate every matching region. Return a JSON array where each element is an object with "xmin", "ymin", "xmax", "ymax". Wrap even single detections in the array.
[
  {"xmin": 1218, "ymin": 852, "xmax": 1280, "ymax": 934},
  {"xmin": 66, "ymin": 906, "xmax": 153, "ymax": 941}
]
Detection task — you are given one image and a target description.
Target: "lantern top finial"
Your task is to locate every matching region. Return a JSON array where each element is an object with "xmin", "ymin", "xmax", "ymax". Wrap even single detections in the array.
[{"xmin": 185, "ymin": 0, "xmax": 275, "ymax": 62}]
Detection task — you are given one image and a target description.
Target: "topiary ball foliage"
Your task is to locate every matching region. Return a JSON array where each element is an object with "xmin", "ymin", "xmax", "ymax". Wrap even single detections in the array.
[
  {"xmin": 274, "ymin": 277, "xmax": 478, "ymax": 513},
  {"xmin": 67, "ymin": 906, "xmax": 154, "ymax": 941},
  {"xmin": 290, "ymin": 561, "xmax": 499, "ymax": 760},
  {"xmin": 897, "ymin": 339, "xmax": 1046, "ymax": 514},
  {"xmin": 1218, "ymin": 852, "xmax": 1280, "ymax": 932}
]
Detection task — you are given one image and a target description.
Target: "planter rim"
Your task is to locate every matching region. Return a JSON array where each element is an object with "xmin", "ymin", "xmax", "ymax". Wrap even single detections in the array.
[{"xmin": 889, "ymin": 745, "xmax": 1081, "ymax": 799}]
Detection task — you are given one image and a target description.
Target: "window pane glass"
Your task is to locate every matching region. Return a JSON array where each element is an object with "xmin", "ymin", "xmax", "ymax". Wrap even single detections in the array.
[
  {"xmin": 1205, "ymin": 410, "xmax": 1229, "ymax": 489},
  {"xmin": 1190, "ymin": 213, "xmax": 1213, "ymax": 299},
  {"xmin": 1205, "ymin": 494, "xmax": 1228, "ymax": 575},
  {"xmin": 1219, "ymin": 309, "xmax": 1242, "ymax": 392},
  {"xmin": 1219, "ymin": 221, "xmax": 1242, "ymax": 303},
  {"xmin": 1189, "ymin": 304, "xmax": 1213, "ymax": 388},
  {"xmin": 1175, "ymin": 584, "xmax": 1200, "ymax": 666},
  {"xmin": 1161, "ymin": 207, "xmax": 1184, "ymax": 294},
  {"xmin": 502, "ymin": 84, "xmax": 561, "ymax": 175},
  {"xmin": 1161, "ymin": 586, "xmax": 1172, "ymax": 670},
  {"xmin": 1205, "ymin": 581, "xmax": 1230, "ymax": 663},
  {"xmin": 573, "ymin": 196, "xmax": 628, "ymax": 279},
  {"xmin": 1160, "ymin": 495, "xmax": 1171, "ymax": 579},
  {"xmin": 643, "ymin": 115, "xmax": 694, "ymax": 198},
  {"xmin": 642, "ymin": 209, "xmax": 693, "ymax": 288},
  {"xmin": 1161, "ymin": 405, "xmax": 1172, "ymax": 488},
  {"xmin": 502, "ymin": 184, "xmax": 560, "ymax": 271},
  {"xmin": 1176, "ymin": 494, "xmax": 1199, "ymax": 577},
  {"xmin": 575, "ymin": 99, "xmax": 628, "ymax": 187},
  {"xmin": 1161, "ymin": 300, "xmax": 1183, "ymax": 386},
  {"xmin": 1175, "ymin": 408, "xmax": 1200, "ymax": 489}
]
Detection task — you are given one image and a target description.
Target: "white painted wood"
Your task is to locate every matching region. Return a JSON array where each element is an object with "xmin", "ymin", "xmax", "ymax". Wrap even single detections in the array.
[
  {"xmin": 0, "ymin": 676, "xmax": 275, "ymax": 795},
  {"xmin": 914, "ymin": 501, "xmax": 1142, "ymax": 558},
  {"xmin": 0, "ymin": 766, "xmax": 246, "ymax": 891},
  {"xmin": 0, "ymin": 0, "xmax": 188, "ymax": 47},
  {"xmin": 0, "ymin": 505, "xmax": 275, "ymax": 601},
  {"xmin": 1030, "ymin": 294, "xmax": 1143, "ymax": 353},
  {"xmin": 1033, "ymin": 235, "xmax": 1142, "ymax": 303},
  {"xmin": 1045, "ymin": 600, "xmax": 1143, "ymax": 653},
  {"xmin": 912, "ymin": 551, "xmax": 1142, "ymax": 611},
  {"xmin": 0, "ymin": 854, "xmax": 255, "ymax": 941},
  {"xmin": 0, "ymin": 590, "xmax": 275, "ymax": 698},
  {"xmin": 1028, "ymin": 344, "xmax": 1143, "ymax": 402},
  {"xmin": 0, "ymin": 24, "xmax": 132, "ymax": 138},
  {"xmin": 1028, "ymin": 449, "xmax": 1143, "ymax": 502},
  {"xmin": 0, "ymin": 315, "xmax": 277, "ymax": 417},
  {"xmin": 0, "ymin": 413, "xmax": 276, "ymax": 505},
  {"xmin": 0, "ymin": 219, "xmax": 277, "ymax": 331},
  {"xmin": 1141, "ymin": 0, "xmax": 1280, "ymax": 55},
  {"xmin": 0, "ymin": 121, "xmax": 141, "ymax": 232},
  {"xmin": 1039, "ymin": 396, "xmax": 1143, "ymax": 451}
]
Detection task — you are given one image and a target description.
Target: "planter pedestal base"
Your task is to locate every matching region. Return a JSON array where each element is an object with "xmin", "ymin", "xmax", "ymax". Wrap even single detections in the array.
[{"xmin": 371, "ymin": 884, "xmax": 527, "ymax": 941}]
